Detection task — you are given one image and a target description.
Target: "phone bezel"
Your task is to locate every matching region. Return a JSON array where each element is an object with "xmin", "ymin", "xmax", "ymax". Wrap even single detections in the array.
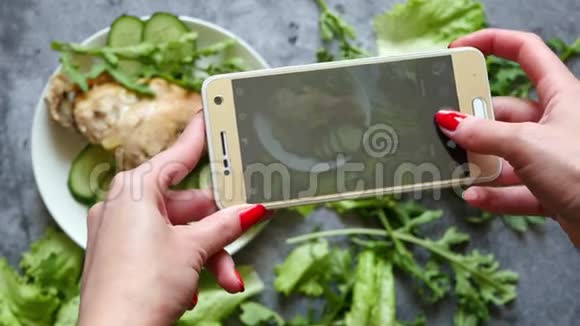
[{"xmin": 202, "ymin": 47, "xmax": 501, "ymax": 209}]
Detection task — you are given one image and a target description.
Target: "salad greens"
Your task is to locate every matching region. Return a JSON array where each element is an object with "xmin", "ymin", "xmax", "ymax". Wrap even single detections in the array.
[
  {"xmin": 52, "ymin": 13, "xmax": 244, "ymax": 96},
  {"xmin": 345, "ymin": 251, "xmax": 395, "ymax": 326},
  {"xmin": 467, "ymin": 211, "xmax": 546, "ymax": 234},
  {"xmin": 177, "ymin": 267, "xmax": 264, "ymax": 325},
  {"xmin": 0, "ymin": 228, "xmax": 263, "ymax": 326},
  {"xmin": 548, "ymin": 37, "xmax": 580, "ymax": 61},
  {"xmin": 239, "ymin": 302, "xmax": 285, "ymax": 326},
  {"xmin": 372, "ymin": 0, "xmax": 579, "ymax": 99},
  {"xmin": 280, "ymin": 200, "xmax": 517, "ymax": 326},
  {"xmin": 486, "ymin": 56, "xmax": 534, "ymax": 98},
  {"xmin": 373, "ymin": 0, "xmax": 486, "ymax": 56},
  {"xmin": 314, "ymin": 0, "xmax": 367, "ymax": 62},
  {"xmin": 20, "ymin": 228, "xmax": 84, "ymax": 300},
  {"xmin": 488, "ymin": 37, "xmax": 580, "ymax": 97},
  {"xmin": 0, "ymin": 228, "xmax": 80, "ymax": 326}
]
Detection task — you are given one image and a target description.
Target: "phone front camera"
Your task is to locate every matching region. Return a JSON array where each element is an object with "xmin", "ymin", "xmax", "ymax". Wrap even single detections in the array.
[{"xmin": 214, "ymin": 96, "xmax": 224, "ymax": 105}]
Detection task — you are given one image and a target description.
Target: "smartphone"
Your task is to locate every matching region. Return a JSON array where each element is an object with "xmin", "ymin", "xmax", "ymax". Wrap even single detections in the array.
[{"xmin": 202, "ymin": 48, "xmax": 501, "ymax": 209}]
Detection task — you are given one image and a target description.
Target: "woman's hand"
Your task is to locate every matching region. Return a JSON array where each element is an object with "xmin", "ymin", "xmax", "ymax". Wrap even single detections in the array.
[
  {"xmin": 78, "ymin": 113, "xmax": 268, "ymax": 326},
  {"xmin": 436, "ymin": 28, "xmax": 580, "ymax": 245}
]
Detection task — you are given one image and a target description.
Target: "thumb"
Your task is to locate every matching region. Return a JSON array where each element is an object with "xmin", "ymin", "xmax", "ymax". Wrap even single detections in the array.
[{"xmin": 435, "ymin": 110, "xmax": 529, "ymax": 164}]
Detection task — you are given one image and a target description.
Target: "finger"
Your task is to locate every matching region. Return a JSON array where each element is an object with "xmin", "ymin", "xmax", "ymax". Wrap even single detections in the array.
[
  {"xmin": 82, "ymin": 202, "xmax": 104, "ymax": 289},
  {"xmin": 86, "ymin": 202, "xmax": 104, "ymax": 248},
  {"xmin": 462, "ymin": 185, "xmax": 545, "ymax": 216},
  {"xmin": 481, "ymin": 160, "xmax": 521, "ymax": 187},
  {"xmin": 492, "ymin": 96, "xmax": 542, "ymax": 123},
  {"xmin": 165, "ymin": 189, "xmax": 218, "ymax": 225},
  {"xmin": 450, "ymin": 28, "xmax": 577, "ymax": 104},
  {"xmin": 178, "ymin": 204, "xmax": 268, "ymax": 258},
  {"xmin": 555, "ymin": 218, "xmax": 580, "ymax": 247},
  {"xmin": 145, "ymin": 112, "xmax": 206, "ymax": 189},
  {"xmin": 206, "ymin": 250, "xmax": 245, "ymax": 293},
  {"xmin": 435, "ymin": 110, "xmax": 532, "ymax": 165}
]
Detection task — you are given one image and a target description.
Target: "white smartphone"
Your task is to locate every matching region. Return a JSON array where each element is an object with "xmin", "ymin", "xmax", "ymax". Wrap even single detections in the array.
[{"xmin": 202, "ymin": 47, "xmax": 501, "ymax": 209}]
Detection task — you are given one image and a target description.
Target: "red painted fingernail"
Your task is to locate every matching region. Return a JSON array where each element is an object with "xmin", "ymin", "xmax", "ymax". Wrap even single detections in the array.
[
  {"xmin": 190, "ymin": 291, "xmax": 198, "ymax": 310},
  {"xmin": 435, "ymin": 110, "xmax": 467, "ymax": 131},
  {"xmin": 234, "ymin": 270, "xmax": 245, "ymax": 292},
  {"xmin": 240, "ymin": 204, "xmax": 267, "ymax": 232}
]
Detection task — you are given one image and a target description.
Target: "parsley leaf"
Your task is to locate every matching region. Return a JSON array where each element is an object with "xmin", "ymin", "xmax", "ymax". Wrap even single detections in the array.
[
  {"xmin": 287, "ymin": 200, "xmax": 518, "ymax": 326},
  {"xmin": 314, "ymin": 0, "xmax": 367, "ymax": 61},
  {"xmin": 547, "ymin": 37, "xmax": 580, "ymax": 61}
]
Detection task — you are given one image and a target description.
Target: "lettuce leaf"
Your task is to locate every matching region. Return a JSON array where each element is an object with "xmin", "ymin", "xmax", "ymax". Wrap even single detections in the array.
[
  {"xmin": 239, "ymin": 302, "xmax": 284, "ymax": 326},
  {"xmin": 20, "ymin": 227, "xmax": 83, "ymax": 300},
  {"xmin": 274, "ymin": 241, "xmax": 329, "ymax": 295},
  {"xmin": 0, "ymin": 259, "xmax": 61, "ymax": 326},
  {"xmin": 177, "ymin": 266, "xmax": 264, "ymax": 325},
  {"xmin": 54, "ymin": 295, "xmax": 80, "ymax": 326},
  {"xmin": 0, "ymin": 227, "xmax": 83, "ymax": 326},
  {"xmin": 373, "ymin": 0, "xmax": 486, "ymax": 56},
  {"xmin": 345, "ymin": 251, "xmax": 395, "ymax": 326}
]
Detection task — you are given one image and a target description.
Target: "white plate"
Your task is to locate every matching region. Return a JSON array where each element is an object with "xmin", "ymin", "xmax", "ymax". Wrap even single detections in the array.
[{"xmin": 31, "ymin": 16, "xmax": 269, "ymax": 253}]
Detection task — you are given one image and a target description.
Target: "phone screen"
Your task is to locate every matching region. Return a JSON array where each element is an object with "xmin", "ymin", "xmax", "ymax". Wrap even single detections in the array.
[{"xmin": 232, "ymin": 55, "xmax": 468, "ymax": 203}]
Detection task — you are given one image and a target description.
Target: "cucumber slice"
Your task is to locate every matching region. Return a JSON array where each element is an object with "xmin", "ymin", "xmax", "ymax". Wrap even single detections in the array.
[
  {"xmin": 107, "ymin": 15, "xmax": 144, "ymax": 47},
  {"xmin": 198, "ymin": 164, "xmax": 212, "ymax": 189},
  {"xmin": 68, "ymin": 145, "xmax": 115, "ymax": 205},
  {"xmin": 107, "ymin": 15, "xmax": 145, "ymax": 77},
  {"xmin": 143, "ymin": 12, "xmax": 189, "ymax": 44},
  {"xmin": 94, "ymin": 169, "xmax": 114, "ymax": 202},
  {"xmin": 174, "ymin": 170, "xmax": 199, "ymax": 190}
]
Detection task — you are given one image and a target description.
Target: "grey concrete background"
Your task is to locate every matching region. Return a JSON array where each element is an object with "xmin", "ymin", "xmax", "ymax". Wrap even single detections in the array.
[{"xmin": 1, "ymin": 0, "xmax": 580, "ymax": 325}]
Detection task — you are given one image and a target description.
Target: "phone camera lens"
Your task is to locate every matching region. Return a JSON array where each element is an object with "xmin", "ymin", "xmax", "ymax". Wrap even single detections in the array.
[
  {"xmin": 224, "ymin": 170, "xmax": 230, "ymax": 176},
  {"xmin": 214, "ymin": 96, "xmax": 223, "ymax": 105}
]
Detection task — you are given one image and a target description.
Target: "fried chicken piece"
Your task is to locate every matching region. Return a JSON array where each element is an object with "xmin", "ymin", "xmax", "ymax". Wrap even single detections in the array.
[
  {"xmin": 46, "ymin": 75, "xmax": 202, "ymax": 170},
  {"xmin": 45, "ymin": 74, "xmax": 77, "ymax": 129}
]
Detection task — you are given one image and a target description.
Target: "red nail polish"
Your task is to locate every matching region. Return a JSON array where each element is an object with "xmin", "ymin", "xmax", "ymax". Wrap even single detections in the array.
[
  {"xmin": 435, "ymin": 110, "xmax": 467, "ymax": 131},
  {"xmin": 190, "ymin": 291, "xmax": 198, "ymax": 310},
  {"xmin": 234, "ymin": 270, "xmax": 245, "ymax": 292},
  {"xmin": 239, "ymin": 204, "xmax": 267, "ymax": 231}
]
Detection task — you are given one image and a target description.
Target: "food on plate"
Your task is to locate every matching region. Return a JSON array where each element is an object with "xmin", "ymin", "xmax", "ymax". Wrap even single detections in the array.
[
  {"xmin": 45, "ymin": 12, "xmax": 245, "ymax": 206},
  {"xmin": 48, "ymin": 75, "xmax": 202, "ymax": 170},
  {"xmin": 67, "ymin": 144, "xmax": 115, "ymax": 205}
]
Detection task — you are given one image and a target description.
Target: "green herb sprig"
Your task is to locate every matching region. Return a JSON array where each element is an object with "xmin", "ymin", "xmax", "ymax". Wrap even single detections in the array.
[
  {"xmin": 52, "ymin": 33, "xmax": 243, "ymax": 96},
  {"xmin": 314, "ymin": 0, "xmax": 367, "ymax": 62}
]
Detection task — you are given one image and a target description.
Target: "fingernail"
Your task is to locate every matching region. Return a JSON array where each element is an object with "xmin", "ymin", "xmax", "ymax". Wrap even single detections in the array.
[
  {"xmin": 234, "ymin": 269, "xmax": 245, "ymax": 292},
  {"xmin": 462, "ymin": 188, "xmax": 478, "ymax": 201},
  {"xmin": 435, "ymin": 110, "xmax": 467, "ymax": 131},
  {"xmin": 190, "ymin": 290, "xmax": 198, "ymax": 310},
  {"xmin": 240, "ymin": 204, "xmax": 268, "ymax": 232}
]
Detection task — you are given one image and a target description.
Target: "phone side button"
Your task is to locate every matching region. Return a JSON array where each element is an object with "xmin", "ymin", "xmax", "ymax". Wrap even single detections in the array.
[{"xmin": 472, "ymin": 97, "xmax": 487, "ymax": 118}]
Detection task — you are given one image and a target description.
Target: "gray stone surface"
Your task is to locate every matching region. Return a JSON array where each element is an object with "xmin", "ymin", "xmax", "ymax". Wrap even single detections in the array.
[{"xmin": 1, "ymin": 0, "xmax": 580, "ymax": 325}]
